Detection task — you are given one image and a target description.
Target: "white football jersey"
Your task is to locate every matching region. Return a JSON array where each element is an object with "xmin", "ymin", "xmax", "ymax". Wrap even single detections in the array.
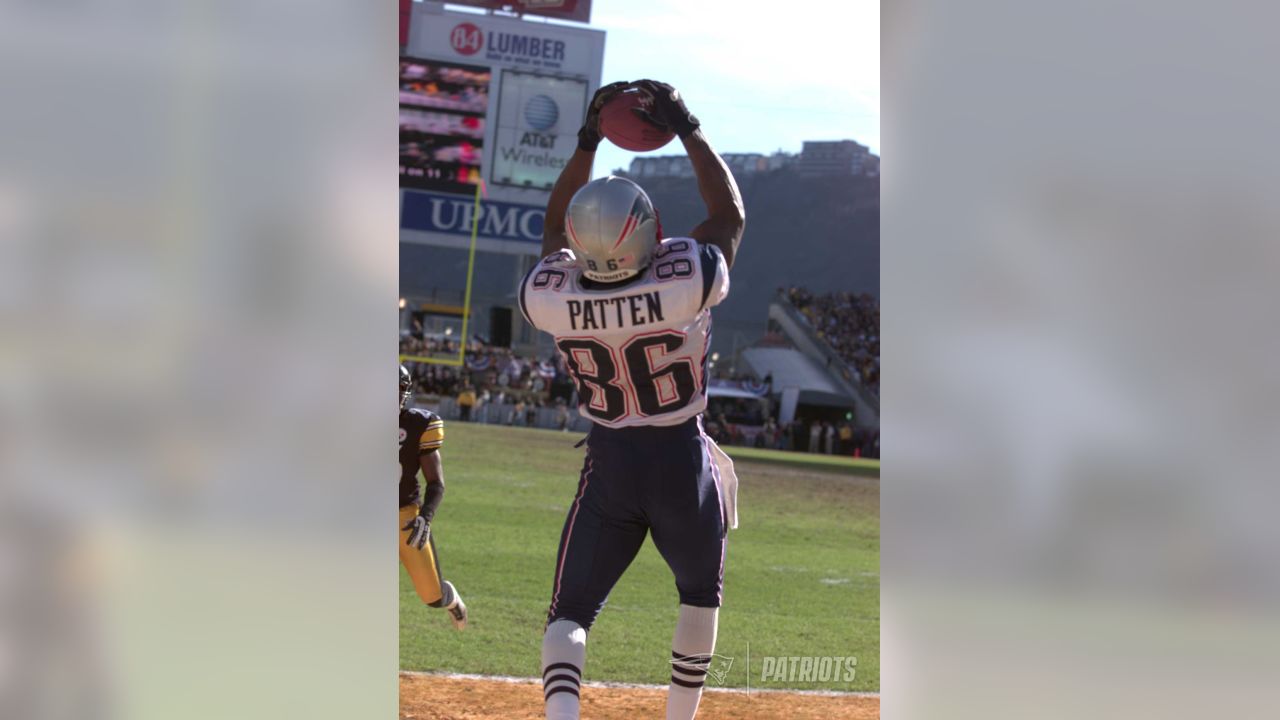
[{"xmin": 519, "ymin": 237, "xmax": 730, "ymax": 429}]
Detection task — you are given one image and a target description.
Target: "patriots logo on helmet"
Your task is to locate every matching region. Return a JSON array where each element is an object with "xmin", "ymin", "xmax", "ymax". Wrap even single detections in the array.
[{"xmin": 611, "ymin": 195, "xmax": 655, "ymax": 250}]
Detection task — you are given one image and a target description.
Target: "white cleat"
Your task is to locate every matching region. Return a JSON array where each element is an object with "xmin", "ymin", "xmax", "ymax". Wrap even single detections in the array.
[{"xmin": 444, "ymin": 581, "xmax": 467, "ymax": 630}]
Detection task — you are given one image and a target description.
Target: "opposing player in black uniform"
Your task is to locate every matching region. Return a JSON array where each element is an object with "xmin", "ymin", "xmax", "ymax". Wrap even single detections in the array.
[{"xmin": 400, "ymin": 365, "xmax": 467, "ymax": 629}]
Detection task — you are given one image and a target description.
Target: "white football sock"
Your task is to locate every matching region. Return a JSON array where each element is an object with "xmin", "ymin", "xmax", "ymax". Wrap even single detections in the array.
[
  {"xmin": 542, "ymin": 619, "xmax": 587, "ymax": 720},
  {"xmin": 440, "ymin": 581, "xmax": 459, "ymax": 609},
  {"xmin": 668, "ymin": 605, "xmax": 719, "ymax": 720}
]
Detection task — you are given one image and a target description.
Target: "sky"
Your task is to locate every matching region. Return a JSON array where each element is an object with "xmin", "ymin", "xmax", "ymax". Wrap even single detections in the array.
[{"xmin": 536, "ymin": 0, "xmax": 880, "ymax": 176}]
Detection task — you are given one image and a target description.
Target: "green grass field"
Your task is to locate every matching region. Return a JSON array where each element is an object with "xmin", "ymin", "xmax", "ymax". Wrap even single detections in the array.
[
  {"xmin": 400, "ymin": 423, "xmax": 879, "ymax": 692},
  {"xmin": 721, "ymin": 444, "xmax": 882, "ymax": 477}
]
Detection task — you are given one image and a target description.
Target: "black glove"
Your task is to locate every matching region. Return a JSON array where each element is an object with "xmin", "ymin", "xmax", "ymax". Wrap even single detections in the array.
[
  {"xmin": 577, "ymin": 81, "xmax": 631, "ymax": 152},
  {"xmin": 402, "ymin": 514, "xmax": 431, "ymax": 550},
  {"xmin": 629, "ymin": 79, "xmax": 700, "ymax": 139}
]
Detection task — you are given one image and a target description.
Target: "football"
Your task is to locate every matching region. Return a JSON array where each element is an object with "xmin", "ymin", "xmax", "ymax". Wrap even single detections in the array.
[{"xmin": 599, "ymin": 88, "xmax": 677, "ymax": 152}]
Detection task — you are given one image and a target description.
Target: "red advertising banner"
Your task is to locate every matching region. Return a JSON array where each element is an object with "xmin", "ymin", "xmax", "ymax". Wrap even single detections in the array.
[
  {"xmin": 444, "ymin": 0, "xmax": 592, "ymax": 24},
  {"xmin": 400, "ymin": 0, "xmax": 412, "ymax": 46}
]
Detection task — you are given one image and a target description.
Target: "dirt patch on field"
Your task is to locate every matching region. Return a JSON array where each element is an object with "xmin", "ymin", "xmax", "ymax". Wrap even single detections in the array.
[{"xmin": 400, "ymin": 673, "xmax": 878, "ymax": 719}]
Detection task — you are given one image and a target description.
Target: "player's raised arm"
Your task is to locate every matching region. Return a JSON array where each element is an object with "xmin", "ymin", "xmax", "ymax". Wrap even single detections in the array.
[
  {"xmin": 542, "ymin": 81, "xmax": 630, "ymax": 258},
  {"xmin": 684, "ymin": 129, "xmax": 745, "ymax": 268},
  {"xmin": 632, "ymin": 80, "xmax": 745, "ymax": 268}
]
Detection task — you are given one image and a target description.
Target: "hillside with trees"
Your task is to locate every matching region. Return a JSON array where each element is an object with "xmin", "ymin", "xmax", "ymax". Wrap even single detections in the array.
[{"xmin": 623, "ymin": 168, "xmax": 880, "ymax": 354}]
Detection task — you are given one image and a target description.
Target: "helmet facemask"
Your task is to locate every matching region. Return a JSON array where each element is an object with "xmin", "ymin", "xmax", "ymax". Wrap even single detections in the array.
[{"xmin": 400, "ymin": 365, "xmax": 412, "ymax": 410}]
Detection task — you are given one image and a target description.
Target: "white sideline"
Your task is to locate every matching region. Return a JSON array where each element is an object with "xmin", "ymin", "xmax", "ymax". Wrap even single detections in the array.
[{"xmin": 400, "ymin": 670, "xmax": 880, "ymax": 698}]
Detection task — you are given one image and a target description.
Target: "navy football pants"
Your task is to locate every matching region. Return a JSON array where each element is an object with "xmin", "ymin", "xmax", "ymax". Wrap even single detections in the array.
[{"xmin": 546, "ymin": 417, "xmax": 728, "ymax": 631}]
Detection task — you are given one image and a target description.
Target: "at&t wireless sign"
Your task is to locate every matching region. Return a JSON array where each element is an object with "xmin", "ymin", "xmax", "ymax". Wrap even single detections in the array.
[{"xmin": 491, "ymin": 71, "xmax": 588, "ymax": 190}]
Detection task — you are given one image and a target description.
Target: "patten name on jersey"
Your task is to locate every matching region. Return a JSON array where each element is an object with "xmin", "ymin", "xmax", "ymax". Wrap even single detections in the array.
[{"xmin": 567, "ymin": 291, "xmax": 665, "ymax": 331}]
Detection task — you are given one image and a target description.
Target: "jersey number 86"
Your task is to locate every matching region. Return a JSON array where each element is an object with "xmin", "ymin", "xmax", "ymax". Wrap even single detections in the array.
[{"xmin": 557, "ymin": 332, "xmax": 699, "ymax": 422}]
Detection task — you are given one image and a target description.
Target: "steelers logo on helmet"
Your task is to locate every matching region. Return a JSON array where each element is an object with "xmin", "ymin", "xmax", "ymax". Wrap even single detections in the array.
[{"xmin": 565, "ymin": 176, "xmax": 660, "ymax": 283}]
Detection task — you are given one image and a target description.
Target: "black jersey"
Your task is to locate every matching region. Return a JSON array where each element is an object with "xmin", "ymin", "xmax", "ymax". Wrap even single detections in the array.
[{"xmin": 399, "ymin": 407, "xmax": 443, "ymax": 507}]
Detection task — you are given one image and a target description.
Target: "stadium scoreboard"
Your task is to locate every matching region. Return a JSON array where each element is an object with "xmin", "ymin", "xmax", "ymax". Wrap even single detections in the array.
[{"xmin": 400, "ymin": 1, "xmax": 605, "ymax": 257}]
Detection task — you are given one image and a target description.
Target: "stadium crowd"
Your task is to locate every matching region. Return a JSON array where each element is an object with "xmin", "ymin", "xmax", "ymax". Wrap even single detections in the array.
[
  {"xmin": 400, "ymin": 331, "xmax": 879, "ymax": 458},
  {"xmin": 783, "ymin": 287, "xmax": 880, "ymax": 397},
  {"xmin": 400, "ymin": 335, "xmax": 573, "ymax": 403}
]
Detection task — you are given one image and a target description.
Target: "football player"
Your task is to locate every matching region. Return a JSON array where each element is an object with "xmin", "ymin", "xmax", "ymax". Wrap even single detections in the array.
[
  {"xmin": 519, "ymin": 80, "xmax": 744, "ymax": 720},
  {"xmin": 399, "ymin": 365, "xmax": 467, "ymax": 629}
]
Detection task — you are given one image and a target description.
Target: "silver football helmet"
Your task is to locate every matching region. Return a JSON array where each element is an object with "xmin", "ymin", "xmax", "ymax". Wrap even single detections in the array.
[{"xmin": 565, "ymin": 176, "xmax": 660, "ymax": 282}]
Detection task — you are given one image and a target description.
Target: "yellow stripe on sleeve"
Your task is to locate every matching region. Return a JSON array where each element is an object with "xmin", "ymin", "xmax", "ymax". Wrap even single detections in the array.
[{"xmin": 419, "ymin": 423, "xmax": 444, "ymax": 449}]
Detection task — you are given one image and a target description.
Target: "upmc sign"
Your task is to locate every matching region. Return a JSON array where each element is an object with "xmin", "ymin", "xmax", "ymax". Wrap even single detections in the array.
[{"xmin": 401, "ymin": 190, "xmax": 544, "ymax": 244}]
